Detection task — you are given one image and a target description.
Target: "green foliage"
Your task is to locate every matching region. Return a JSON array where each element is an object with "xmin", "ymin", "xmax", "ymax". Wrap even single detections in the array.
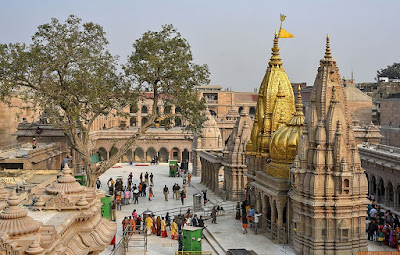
[
  {"xmin": 0, "ymin": 15, "xmax": 135, "ymax": 130},
  {"xmin": 377, "ymin": 62, "xmax": 400, "ymax": 80},
  {"xmin": 124, "ymin": 24, "xmax": 209, "ymax": 132},
  {"xmin": 0, "ymin": 17, "xmax": 209, "ymax": 186}
]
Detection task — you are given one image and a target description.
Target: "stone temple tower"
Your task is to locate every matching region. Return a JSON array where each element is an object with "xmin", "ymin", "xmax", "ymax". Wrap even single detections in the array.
[{"xmin": 289, "ymin": 36, "xmax": 369, "ymax": 254}]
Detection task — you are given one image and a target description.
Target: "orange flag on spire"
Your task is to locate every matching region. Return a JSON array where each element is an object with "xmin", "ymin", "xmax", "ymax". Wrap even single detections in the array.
[{"xmin": 278, "ymin": 28, "xmax": 294, "ymax": 38}]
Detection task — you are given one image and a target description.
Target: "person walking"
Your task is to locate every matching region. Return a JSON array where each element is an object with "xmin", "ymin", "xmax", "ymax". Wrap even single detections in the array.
[
  {"xmin": 172, "ymin": 184, "xmax": 177, "ymax": 199},
  {"xmin": 171, "ymin": 219, "xmax": 178, "ymax": 239},
  {"xmin": 211, "ymin": 206, "xmax": 217, "ymax": 224},
  {"xmin": 142, "ymin": 182, "xmax": 147, "ymax": 196},
  {"xmin": 163, "ymin": 185, "xmax": 169, "ymax": 201},
  {"xmin": 183, "ymin": 183, "xmax": 187, "ymax": 194},
  {"xmin": 116, "ymin": 193, "xmax": 122, "ymax": 210},
  {"xmin": 202, "ymin": 190, "xmax": 207, "ymax": 205},
  {"xmin": 150, "ymin": 173, "xmax": 154, "ymax": 186},
  {"xmin": 176, "ymin": 184, "xmax": 180, "ymax": 200},
  {"xmin": 254, "ymin": 211, "xmax": 262, "ymax": 235},
  {"xmin": 156, "ymin": 216, "xmax": 161, "ymax": 236},
  {"xmin": 132, "ymin": 209, "xmax": 138, "ymax": 220},
  {"xmin": 149, "ymin": 186, "xmax": 153, "ymax": 201},
  {"xmin": 133, "ymin": 189, "xmax": 139, "ymax": 204},
  {"xmin": 140, "ymin": 173, "xmax": 143, "ymax": 183},
  {"xmin": 180, "ymin": 189, "xmax": 185, "ymax": 205},
  {"xmin": 161, "ymin": 217, "xmax": 168, "ymax": 238},
  {"xmin": 198, "ymin": 216, "xmax": 205, "ymax": 228},
  {"xmin": 124, "ymin": 189, "xmax": 130, "ymax": 205},
  {"xmin": 107, "ymin": 178, "xmax": 115, "ymax": 195},
  {"xmin": 146, "ymin": 216, "xmax": 153, "ymax": 236},
  {"xmin": 192, "ymin": 214, "xmax": 199, "ymax": 227},
  {"xmin": 145, "ymin": 172, "xmax": 149, "ymax": 184},
  {"xmin": 111, "ymin": 201, "xmax": 116, "ymax": 222},
  {"xmin": 96, "ymin": 178, "xmax": 102, "ymax": 189},
  {"xmin": 242, "ymin": 214, "xmax": 248, "ymax": 234},
  {"xmin": 187, "ymin": 173, "xmax": 191, "ymax": 187}
]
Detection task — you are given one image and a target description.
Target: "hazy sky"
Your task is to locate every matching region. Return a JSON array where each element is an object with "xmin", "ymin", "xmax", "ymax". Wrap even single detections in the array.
[{"xmin": 1, "ymin": 0, "xmax": 399, "ymax": 91}]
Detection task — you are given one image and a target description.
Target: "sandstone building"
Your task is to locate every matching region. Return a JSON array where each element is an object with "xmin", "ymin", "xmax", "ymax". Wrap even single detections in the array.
[{"xmin": 289, "ymin": 36, "xmax": 368, "ymax": 254}]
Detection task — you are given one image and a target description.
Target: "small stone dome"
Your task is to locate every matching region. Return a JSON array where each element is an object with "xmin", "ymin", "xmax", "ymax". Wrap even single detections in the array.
[
  {"xmin": 46, "ymin": 164, "xmax": 85, "ymax": 194},
  {"xmin": 0, "ymin": 190, "xmax": 41, "ymax": 237},
  {"xmin": 200, "ymin": 110, "xmax": 223, "ymax": 150},
  {"xmin": 267, "ymin": 88, "xmax": 304, "ymax": 178}
]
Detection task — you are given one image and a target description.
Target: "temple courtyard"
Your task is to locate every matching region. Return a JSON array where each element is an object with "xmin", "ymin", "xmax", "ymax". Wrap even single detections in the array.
[{"xmin": 97, "ymin": 163, "xmax": 393, "ymax": 255}]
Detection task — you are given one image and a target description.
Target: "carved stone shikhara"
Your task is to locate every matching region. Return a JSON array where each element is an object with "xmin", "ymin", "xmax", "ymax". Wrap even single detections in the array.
[
  {"xmin": 0, "ymin": 164, "xmax": 117, "ymax": 254},
  {"xmin": 289, "ymin": 36, "xmax": 368, "ymax": 254}
]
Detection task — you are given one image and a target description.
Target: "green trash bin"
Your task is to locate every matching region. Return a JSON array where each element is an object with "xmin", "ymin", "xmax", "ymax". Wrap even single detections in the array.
[
  {"xmin": 169, "ymin": 160, "xmax": 178, "ymax": 177},
  {"xmin": 182, "ymin": 226, "xmax": 202, "ymax": 252},
  {"xmin": 100, "ymin": 195, "xmax": 113, "ymax": 220}
]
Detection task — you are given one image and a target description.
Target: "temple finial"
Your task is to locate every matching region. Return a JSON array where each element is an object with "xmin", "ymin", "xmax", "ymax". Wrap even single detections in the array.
[
  {"xmin": 325, "ymin": 34, "xmax": 332, "ymax": 59},
  {"xmin": 269, "ymin": 31, "xmax": 283, "ymax": 66},
  {"xmin": 296, "ymin": 85, "xmax": 304, "ymax": 113}
]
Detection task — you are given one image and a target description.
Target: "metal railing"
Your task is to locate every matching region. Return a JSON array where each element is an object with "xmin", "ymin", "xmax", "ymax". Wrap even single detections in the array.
[
  {"xmin": 264, "ymin": 218, "xmax": 288, "ymax": 244},
  {"xmin": 110, "ymin": 225, "xmax": 147, "ymax": 255},
  {"xmin": 175, "ymin": 252, "xmax": 213, "ymax": 255}
]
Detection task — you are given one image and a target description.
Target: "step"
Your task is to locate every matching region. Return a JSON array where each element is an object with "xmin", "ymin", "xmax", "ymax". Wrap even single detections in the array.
[{"xmin": 203, "ymin": 227, "xmax": 226, "ymax": 255}]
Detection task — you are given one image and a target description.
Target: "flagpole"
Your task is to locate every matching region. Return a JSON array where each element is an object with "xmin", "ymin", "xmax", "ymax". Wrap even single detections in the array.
[{"xmin": 279, "ymin": 14, "xmax": 286, "ymax": 38}]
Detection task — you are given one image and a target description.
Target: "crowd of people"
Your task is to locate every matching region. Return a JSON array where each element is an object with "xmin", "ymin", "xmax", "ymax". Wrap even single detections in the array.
[
  {"xmin": 235, "ymin": 201, "xmax": 262, "ymax": 235},
  {"xmin": 367, "ymin": 203, "xmax": 400, "ymax": 249},
  {"xmin": 96, "ymin": 168, "xmax": 195, "ymax": 222}
]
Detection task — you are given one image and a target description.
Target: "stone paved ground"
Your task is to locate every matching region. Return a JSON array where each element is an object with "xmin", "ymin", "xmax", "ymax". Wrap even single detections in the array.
[{"xmin": 98, "ymin": 163, "xmax": 397, "ymax": 255}]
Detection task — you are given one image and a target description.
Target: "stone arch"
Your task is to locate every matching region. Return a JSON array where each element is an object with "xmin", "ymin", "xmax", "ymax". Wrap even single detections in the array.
[
  {"xmin": 98, "ymin": 147, "xmax": 107, "ymax": 161},
  {"xmin": 171, "ymin": 147, "xmax": 180, "ymax": 161},
  {"xmin": 175, "ymin": 107, "xmax": 181, "ymax": 114},
  {"xmin": 182, "ymin": 148, "xmax": 189, "ymax": 162},
  {"xmin": 378, "ymin": 178, "xmax": 385, "ymax": 204},
  {"xmin": 249, "ymin": 107, "xmax": 256, "ymax": 118},
  {"xmin": 134, "ymin": 147, "xmax": 145, "ymax": 162},
  {"xmin": 146, "ymin": 147, "xmax": 157, "ymax": 162},
  {"xmin": 371, "ymin": 175, "xmax": 377, "ymax": 196},
  {"xmin": 130, "ymin": 117, "xmax": 137, "ymax": 127},
  {"xmin": 141, "ymin": 117, "xmax": 148, "ymax": 126},
  {"xmin": 387, "ymin": 182, "xmax": 394, "ymax": 207},
  {"xmin": 158, "ymin": 147, "xmax": 169, "ymax": 163},
  {"xmin": 238, "ymin": 106, "xmax": 243, "ymax": 114},
  {"xmin": 109, "ymin": 146, "xmax": 118, "ymax": 159},
  {"xmin": 141, "ymin": 105, "xmax": 148, "ymax": 114},
  {"xmin": 122, "ymin": 149, "xmax": 132, "ymax": 163}
]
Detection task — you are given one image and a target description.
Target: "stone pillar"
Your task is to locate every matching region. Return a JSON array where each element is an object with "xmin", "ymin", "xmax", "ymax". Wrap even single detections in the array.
[
  {"xmin": 256, "ymin": 196, "xmax": 261, "ymax": 213},
  {"xmin": 277, "ymin": 202, "xmax": 284, "ymax": 227},
  {"xmin": 271, "ymin": 202, "xmax": 276, "ymax": 226},
  {"xmin": 385, "ymin": 186, "xmax": 389, "ymax": 207},
  {"xmin": 232, "ymin": 170, "xmax": 237, "ymax": 200}
]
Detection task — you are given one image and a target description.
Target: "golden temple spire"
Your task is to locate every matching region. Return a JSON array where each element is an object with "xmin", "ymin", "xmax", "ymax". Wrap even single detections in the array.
[
  {"xmin": 324, "ymin": 34, "xmax": 332, "ymax": 59},
  {"xmin": 269, "ymin": 31, "xmax": 283, "ymax": 67},
  {"xmin": 295, "ymin": 85, "xmax": 304, "ymax": 113}
]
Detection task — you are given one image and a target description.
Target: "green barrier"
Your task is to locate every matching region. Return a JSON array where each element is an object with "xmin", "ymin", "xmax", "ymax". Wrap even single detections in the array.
[{"xmin": 100, "ymin": 195, "xmax": 113, "ymax": 220}]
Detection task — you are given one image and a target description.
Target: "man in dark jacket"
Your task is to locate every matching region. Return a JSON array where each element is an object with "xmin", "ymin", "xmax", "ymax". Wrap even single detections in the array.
[{"xmin": 368, "ymin": 220, "xmax": 378, "ymax": 241}]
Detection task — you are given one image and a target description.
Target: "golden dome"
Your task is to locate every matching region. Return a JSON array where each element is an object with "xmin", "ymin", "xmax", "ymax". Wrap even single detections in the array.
[{"xmin": 266, "ymin": 86, "xmax": 304, "ymax": 178}]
